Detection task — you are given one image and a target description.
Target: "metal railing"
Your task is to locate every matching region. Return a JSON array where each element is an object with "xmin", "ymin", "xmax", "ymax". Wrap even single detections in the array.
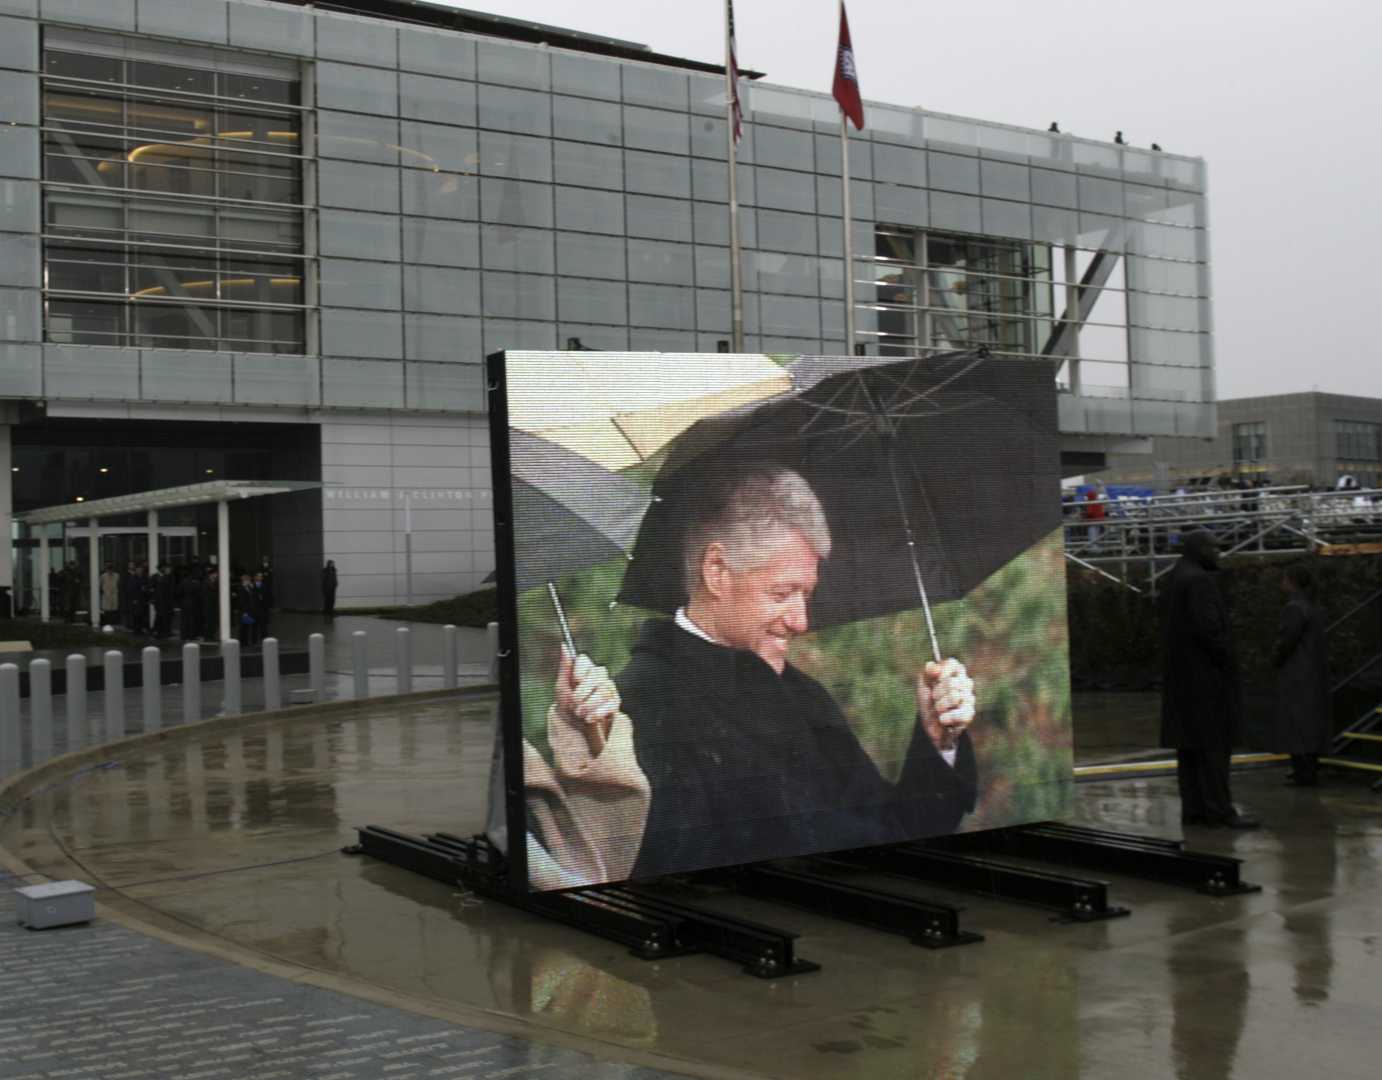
[{"xmin": 1063, "ymin": 486, "xmax": 1382, "ymax": 593}]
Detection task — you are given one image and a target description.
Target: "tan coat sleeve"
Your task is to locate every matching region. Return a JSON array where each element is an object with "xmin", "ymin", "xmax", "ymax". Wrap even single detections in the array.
[{"xmin": 523, "ymin": 706, "xmax": 650, "ymax": 888}]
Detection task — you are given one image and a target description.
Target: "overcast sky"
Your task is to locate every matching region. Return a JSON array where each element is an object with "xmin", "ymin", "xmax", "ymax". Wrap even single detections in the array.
[{"xmin": 444, "ymin": 0, "xmax": 1380, "ymax": 400}]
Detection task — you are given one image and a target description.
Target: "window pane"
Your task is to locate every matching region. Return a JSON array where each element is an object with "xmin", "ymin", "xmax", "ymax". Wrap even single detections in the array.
[
  {"xmin": 40, "ymin": 44, "xmax": 307, "ymax": 356},
  {"xmin": 47, "ymin": 298, "xmax": 124, "ymax": 346},
  {"xmin": 45, "ymin": 50, "xmax": 122, "ymax": 83},
  {"xmin": 553, "ymin": 95, "xmax": 622, "ymax": 146}
]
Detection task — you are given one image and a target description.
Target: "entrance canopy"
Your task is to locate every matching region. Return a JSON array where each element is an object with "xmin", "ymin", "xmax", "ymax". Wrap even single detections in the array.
[
  {"xmin": 14, "ymin": 479, "xmax": 320, "ymax": 526},
  {"xmin": 16, "ymin": 479, "xmax": 320, "ymax": 640}
]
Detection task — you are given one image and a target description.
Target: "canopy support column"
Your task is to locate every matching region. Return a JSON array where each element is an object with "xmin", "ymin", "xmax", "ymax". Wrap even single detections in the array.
[
  {"xmin": 38, "ymin": 531, "xmax": 49, "ymax": 622},
  {"xmin": 87, "ymin": 517, "xmax": 99, "ymax": 628},
  {"xmin": 217, "ymin": 500, "xmax": 231, "ymax": 645},
  {"xmin": 146, "ymin": 509, "xmax": 158, "ymax": 570}
]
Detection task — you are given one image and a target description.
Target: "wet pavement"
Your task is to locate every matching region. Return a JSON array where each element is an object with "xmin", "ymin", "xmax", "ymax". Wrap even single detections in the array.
[{"xmin": 3, "ymin": 693, "xmax": 1380, "ymax": 1079}]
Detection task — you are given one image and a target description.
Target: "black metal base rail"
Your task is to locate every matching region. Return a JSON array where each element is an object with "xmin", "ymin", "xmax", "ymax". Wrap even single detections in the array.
[
  {"xmin": 983, "ymin": 822, "xmax": 1261, "ymax": 896},
  {"xmin": 708, "ymin": 862, "xmax": 983, "ymax": 949},
  {"xmin": 351, "ymin": 827, "xmax": 819, "ymax": 978},
  {"xmin": 615, "ymin": 884, "xmax": 819, "ymax": 977},
  {"xmin": 834, "ymin": 843, "xmax": 1130, "ymax": 922}
]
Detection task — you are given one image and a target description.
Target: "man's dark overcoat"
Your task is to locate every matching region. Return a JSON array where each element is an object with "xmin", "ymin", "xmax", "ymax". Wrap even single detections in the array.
[
  {"xmin": 1159, "ymin": 553, "xmax": 1242, "ymax": 749},
  {"xmin": 618, "ymin": 619, "xmax": 978, "ymax": 880},
  {"xmin": 1271, "ymin": 592, "xmax": 1331, "ymax": 754}
]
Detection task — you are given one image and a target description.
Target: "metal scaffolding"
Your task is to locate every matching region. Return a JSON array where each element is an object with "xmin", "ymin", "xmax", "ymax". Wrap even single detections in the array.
[{"xmin": 1064, "ymin": 485, "xmax": 1382, "ymax": 593}]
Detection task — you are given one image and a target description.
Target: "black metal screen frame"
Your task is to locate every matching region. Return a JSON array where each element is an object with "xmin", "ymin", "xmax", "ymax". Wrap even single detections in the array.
[{"xmin": 485, "ymin": 350, "xmax": 530, "ymax": 891}]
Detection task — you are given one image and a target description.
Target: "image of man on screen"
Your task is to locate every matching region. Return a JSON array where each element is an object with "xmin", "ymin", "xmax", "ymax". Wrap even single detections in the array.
[{"xmin": 604, "ymin": 465, "xmax": 979, "ymax": 879}]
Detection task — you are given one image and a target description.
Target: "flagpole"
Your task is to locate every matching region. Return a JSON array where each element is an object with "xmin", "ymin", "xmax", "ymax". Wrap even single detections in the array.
[
  {"xmin": 725, "ymin": 1, "xmax": 745, "ymax": 352},
  {"xmin": 841, "ymin": 108, "xmax": 856, "ymax": 354},
  {"xmin": 835, "ymin": 0, "xmax": 857, "ymax": 355}
]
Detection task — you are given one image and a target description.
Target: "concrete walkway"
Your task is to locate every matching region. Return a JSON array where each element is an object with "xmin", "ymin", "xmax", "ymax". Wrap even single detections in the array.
[{"xmin": 0, "ymin": 865, "xmax": 692, "ymax": 1080}]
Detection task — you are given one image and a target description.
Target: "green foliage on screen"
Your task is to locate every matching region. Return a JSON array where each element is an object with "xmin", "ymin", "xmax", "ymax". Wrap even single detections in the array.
[{"xmin": 516, "ymin": 530, "xmax": 1072, "ymax": 831}]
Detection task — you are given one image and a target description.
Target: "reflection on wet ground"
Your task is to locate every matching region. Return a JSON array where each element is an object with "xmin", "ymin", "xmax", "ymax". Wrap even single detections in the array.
[{"xmin": 4, "ymin": 694, "xmax": 1381, "ymax": 1079}]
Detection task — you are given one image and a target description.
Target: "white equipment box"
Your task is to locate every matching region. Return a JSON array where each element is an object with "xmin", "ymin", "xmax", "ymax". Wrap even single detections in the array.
[{"xmin": 14, "ymin": 880, "xmax": 95, "ymax": 929}]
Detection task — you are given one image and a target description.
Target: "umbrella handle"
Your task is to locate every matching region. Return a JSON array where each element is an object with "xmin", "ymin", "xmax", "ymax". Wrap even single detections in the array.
[
  {"xmin": 547, "ymin": 581, "xmax": 578, "ymax": 658},
  {"xmin": 884, "ymin": 447, "xmax": 943, "ymax": 664},
  {"xmin": 914, "ymin": 566, "xmax": 943, "ymax": 666}
]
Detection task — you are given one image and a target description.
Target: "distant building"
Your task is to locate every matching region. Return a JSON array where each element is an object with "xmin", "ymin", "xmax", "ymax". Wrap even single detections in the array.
[{"xmin": 1103, "ymin": 392, "xmax": 1382, "ymax": 490}]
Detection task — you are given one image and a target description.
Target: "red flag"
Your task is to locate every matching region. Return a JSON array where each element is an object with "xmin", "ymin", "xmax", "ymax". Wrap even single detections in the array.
[
  {"xmin": 727, "ymin": 0, "xmax": 743, "ymax": 143},
  {"xmin": 831, "ymin": 2, "xmax": 865, "ymax": 130}
]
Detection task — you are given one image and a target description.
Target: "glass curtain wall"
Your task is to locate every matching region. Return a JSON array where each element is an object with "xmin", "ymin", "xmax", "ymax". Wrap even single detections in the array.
[
  {"xmin": 39, "ymin": 37, "xmax": 307, "ymax": 353},
  {"xmin": 871, "ymin": 226, "xmax": 1056, "ymax": 358}
]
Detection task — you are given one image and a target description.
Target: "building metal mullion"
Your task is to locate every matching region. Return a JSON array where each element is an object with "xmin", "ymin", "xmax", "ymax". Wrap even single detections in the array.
[{"xmin": 121, "ymin": 79, "xmax": 132, "ymax": 348}]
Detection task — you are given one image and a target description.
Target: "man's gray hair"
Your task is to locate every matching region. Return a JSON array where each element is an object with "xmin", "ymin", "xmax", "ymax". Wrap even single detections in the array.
[{"xmin": 684, "ymin": 466, "xmax": 832, "ymax": 595}]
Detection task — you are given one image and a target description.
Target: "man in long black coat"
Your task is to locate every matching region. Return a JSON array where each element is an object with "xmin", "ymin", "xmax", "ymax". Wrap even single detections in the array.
[
  {"xmin": 152, "ymin": 563, "xmax": 176, "ymax": 638},
  {"xmin": 592, "ymin": 466, "xmax": 979, "ymax": 879},
  {"xmin": 179, "ymin": 569, "xmax": 205, "ymax": 642},
  {"xmin": 202, "ymin": 568, "xmax": 220, "ymax": 641},
  {"xmin": 321, "ymin": 560, "xmax": 338, "ymax": 617},
  {"xmin": 1272, "ymin": 563, "xmax": 1330, "ymax": 785},
  {"xmin": 1159, "ymin": 530, "xmax": 1258, "ymax": 827}
]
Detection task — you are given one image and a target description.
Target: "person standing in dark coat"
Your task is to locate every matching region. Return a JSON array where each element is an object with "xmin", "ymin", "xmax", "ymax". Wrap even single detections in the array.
[
  {"xmin": 119, "ymin": 561, "xmax": 138, "ymax": 630},
  {"xmin": 259, "ymin": 557, "xmax": 275, "ymax": 611},
  {"xmin": 202, "ymin": 568, "xmax": 220, "ymax": 640},
  {"xmin": 133, "ymin": 563, "xmax": 151, "ymax": 634},
  {"xmin": 321, "ymin": 560, "xmax": 338, "ymax": 618},
  {"xmin": 1159, "ymin": 530, "xmax": 1259, "ymax": 828},
  {"xmin": 253, "ymin": 571, "xmax": 271, "ymax": 641},
  {"xmin": 1272, "ymin": 564, "xmax": 1331, "ymax": 786},
  {"xmin": 613, "ymin": 466, "xmax": 979, "ymax": 879},
  {"xmin": 152, "ymin": 562, "xmax": 176, "ymax": 638},
  {"xmin": 179, "ymin": 569, "xmax": 205, "ymax": 642},
  {"xmin": 235, "ymin": 573, "xmax": 259, "ymax": 647},
  {"xmin": 62, "ymin": 561, "xmax": 82, "ymax": 623}
]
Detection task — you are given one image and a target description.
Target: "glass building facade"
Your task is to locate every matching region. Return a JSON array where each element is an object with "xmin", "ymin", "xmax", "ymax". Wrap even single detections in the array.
[{"xmin": 0, "ymin": 0, "xmax": 1216, "ymax": 609}]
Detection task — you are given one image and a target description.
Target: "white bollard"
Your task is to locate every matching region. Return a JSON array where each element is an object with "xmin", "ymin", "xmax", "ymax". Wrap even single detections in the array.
[
  {"xmin": 182, "ymin": 642, "xmax": 200, "ymax": 726},
  {"xmin": 308, "ymin": 632, "xmax": 325, "ymax": 700},
  {"xmin": 351, "ymin": 631, "xmax": 368, "ymax": 700},
  {"xmin": 222, "ymin": 639, "xmax": 241, "ymax": 716},
  {"xmin": 0, "ymin": 664, "xmax": 19, "ymax": 774},
  {"xmin": 103, "ymin": 650, "xmax": 124, "ymax": 741},
  {"xmin": 396, "ymin": 627, "xmax": 412, "ymax": 695},
  {"xmin": 443, "ymin": 624, "xmax": 458, "ymax": 689},
  {"xmin": 263, "ymin": 637, "xmax": 281, "ymax": 711},
  {"xmin": 487, "ymin": 621, "xmax": 500, "ymax": 683},
  {"xmin": 30, "ymin": 659, "xmax": 52, "ymax": 765},
  {"xmin": 65, "ymin": 655, "xmax": 86, "ymax": 754},
  {"xmin": 142, "ymin": 647, "xmax": 161, "ymax": 733}
]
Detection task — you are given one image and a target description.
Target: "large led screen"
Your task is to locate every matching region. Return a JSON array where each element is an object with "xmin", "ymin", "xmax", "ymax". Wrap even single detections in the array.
[{"xmin": 489, "ymin": 350, "xmax": 1072, "ymax": 891}]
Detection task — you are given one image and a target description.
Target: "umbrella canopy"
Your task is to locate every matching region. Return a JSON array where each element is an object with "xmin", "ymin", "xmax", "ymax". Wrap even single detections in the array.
[
  {"xmin": 616, "ymin": 351, "xmax": 1062, "ymax": 637},
  {"xmin": 508, "ymin": 430, "xmax": 651, "ymax": 593},
  {"xmin": 503, "ymin": 351, "xmax": 793, "ymax": 471}
]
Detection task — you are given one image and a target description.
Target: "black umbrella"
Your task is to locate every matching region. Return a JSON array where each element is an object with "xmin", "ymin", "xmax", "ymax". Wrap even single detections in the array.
[
  {"xmin": 508, "ymin": 429, "xmax": 651, "ymax": 596},
  {"xmin": 615, "ymin": 350, "xmax": 1062, "ymax": 658}
]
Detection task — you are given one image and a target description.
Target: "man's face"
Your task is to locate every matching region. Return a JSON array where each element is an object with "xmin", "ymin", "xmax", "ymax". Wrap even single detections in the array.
[{"xmin": 707, "ymin": 528, "xmax": 819, "ymax": 674}]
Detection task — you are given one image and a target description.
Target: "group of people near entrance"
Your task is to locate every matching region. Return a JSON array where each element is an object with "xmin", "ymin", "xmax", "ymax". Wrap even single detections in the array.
[{"xmin": 81, "ymin": 558, "xmax": 276, "ymax": 646}]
